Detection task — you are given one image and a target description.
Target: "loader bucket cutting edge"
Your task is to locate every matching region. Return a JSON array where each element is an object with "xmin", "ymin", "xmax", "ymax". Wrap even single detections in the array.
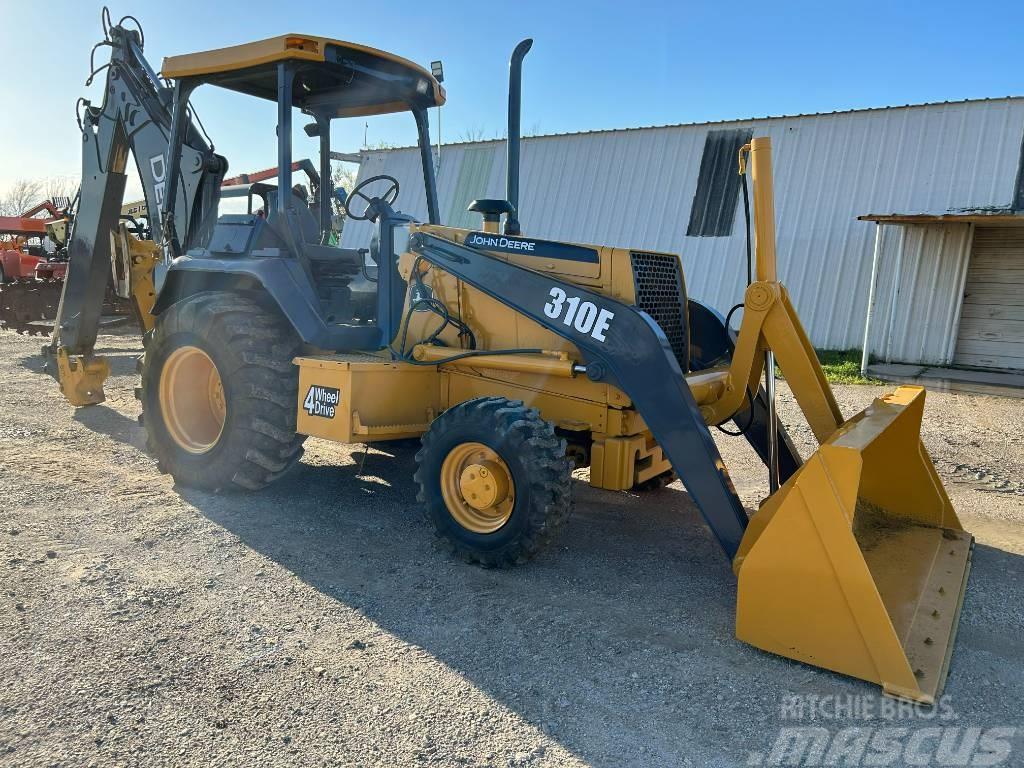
[{"xmin": 733, "ymin": 385, "xmax": 972, "ymax": 703}]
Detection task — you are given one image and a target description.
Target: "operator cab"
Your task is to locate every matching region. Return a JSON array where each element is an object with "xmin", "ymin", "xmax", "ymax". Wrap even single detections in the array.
[{"xmin": 158, "ymin": 34, "xmax": 444, "ymax": 350}]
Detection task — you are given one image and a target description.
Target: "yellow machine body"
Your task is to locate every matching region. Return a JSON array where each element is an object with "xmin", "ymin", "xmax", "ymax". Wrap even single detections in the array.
[
  {"xmin": 294, "ymin": 136, "xmax": 971, "ymax": 702},
  {"xmin": 52, "ymin": 63, "xmax": 969, "ymax": 703},
  {"xmin": 294, "ymin": 234, "xmax": 675, "ymax": 491},
  {"xmin": 296, "ymin": 353, "xmax": 441, "ymax": 442}
]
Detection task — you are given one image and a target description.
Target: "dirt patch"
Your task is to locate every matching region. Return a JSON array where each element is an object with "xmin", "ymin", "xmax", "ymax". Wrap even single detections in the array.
[
  {"xmin": 851, "ymin": 499, "xmax": 915, "ymax": 553},
  {"xmin": 1, "ymin": 330, "xmax": 1022, "ymax": 767}
]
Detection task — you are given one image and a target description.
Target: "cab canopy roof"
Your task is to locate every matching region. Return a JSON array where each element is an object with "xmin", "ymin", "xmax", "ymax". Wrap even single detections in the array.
[{"xmin": 161, "ymin": 34, "xmax": 445, "ymax": 118}]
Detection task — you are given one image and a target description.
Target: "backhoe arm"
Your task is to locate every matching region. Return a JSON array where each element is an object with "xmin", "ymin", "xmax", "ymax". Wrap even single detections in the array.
[{"xmin": 48, "ymin": 17, "xmax": 225, "ymax": 405}]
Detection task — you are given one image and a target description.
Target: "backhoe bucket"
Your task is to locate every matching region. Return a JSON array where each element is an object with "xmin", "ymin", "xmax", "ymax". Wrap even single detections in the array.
[{"xmin": 733, "ymin": 385, "xmax": 972, "ymax": 703}]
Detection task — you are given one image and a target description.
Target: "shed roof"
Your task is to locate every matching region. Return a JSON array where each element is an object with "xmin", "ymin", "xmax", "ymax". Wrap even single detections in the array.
[{"xmin": 860, "ymin": 212, "xmax": 1024, "ymax": 225}]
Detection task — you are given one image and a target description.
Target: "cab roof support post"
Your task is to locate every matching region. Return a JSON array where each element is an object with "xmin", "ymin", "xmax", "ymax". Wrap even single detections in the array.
[
  {"xmin": 315, "ymin": 112, "xmax": 332, "ymax": 243},
  {"xmin": 276, "ymin": 62, "xmax": 295, "ymax": 220},
  {"xmin": 414, "ymin": 107, "xmax": 440, "ymax": 224}
]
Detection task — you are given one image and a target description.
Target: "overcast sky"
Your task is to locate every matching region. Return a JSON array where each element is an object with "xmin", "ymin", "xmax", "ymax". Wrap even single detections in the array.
[{"xmin": 2, "ymin": 0, "xmax": 1022, "ymax": 201}]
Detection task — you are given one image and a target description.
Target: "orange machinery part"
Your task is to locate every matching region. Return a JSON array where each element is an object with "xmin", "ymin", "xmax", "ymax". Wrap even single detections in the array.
[{"xmin": 0, "ymin": 202, "xmax": 67, "ymax": 281}]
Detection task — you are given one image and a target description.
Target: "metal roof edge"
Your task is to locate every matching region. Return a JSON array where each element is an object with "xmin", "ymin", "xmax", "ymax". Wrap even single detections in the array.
[
  {"xmin": 859, "ymin": 210, "xmax": 1024, "ymax": 224},
  {"xmin": 358, "ymin": 95, "xmax": 1024, "ymax": 154}
]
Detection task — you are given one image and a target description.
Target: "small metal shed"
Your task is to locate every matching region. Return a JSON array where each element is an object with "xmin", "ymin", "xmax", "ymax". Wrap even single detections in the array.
[{"xmin": 859, "ymin": 213, "xmax": 1024, "ymax": 372}]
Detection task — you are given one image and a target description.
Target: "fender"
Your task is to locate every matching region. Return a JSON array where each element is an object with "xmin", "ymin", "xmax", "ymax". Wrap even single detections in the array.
[{"xmin": 153, "ymin": 255, "xmax": 383, "ymax": 350}]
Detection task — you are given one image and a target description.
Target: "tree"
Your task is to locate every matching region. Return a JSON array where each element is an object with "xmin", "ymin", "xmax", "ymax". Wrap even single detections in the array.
[
  {"xmin": 0, "ymin": 179, "xmax": 44, "ymax": 217},
  {"xmin": 332, "ymin": 163, "xmax": 358, "ymax": 197},
  {"xmin": 458, "ymin": 126, "xmax": 489, "ymax": 143},
  {"xmin": 43, "ymin": 176, "xmax": 79, "ymax": 208}
]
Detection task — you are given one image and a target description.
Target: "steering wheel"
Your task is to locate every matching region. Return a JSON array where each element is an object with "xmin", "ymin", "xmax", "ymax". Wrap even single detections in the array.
[{"xmin": 343, "ymin": 175, "xmax": 400, "ymax": 221}]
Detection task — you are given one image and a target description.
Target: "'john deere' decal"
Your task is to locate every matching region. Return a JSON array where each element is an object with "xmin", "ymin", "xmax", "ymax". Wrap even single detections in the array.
[
  {"xmin": 303, "ymin": 385, "xmax": 340, "ymax": 418},
  {"xmin": 464, "ymin": 232, "xmax": 599, "ymax": 263}
]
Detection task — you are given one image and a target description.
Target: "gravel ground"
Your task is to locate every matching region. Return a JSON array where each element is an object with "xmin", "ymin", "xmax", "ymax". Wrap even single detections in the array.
[{"xmin": 1, "ymin": 329, "xmax": 1022, "ymax": 767}]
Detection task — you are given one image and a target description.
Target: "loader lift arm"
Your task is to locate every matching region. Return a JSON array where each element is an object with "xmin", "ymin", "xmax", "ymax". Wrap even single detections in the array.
[{"xmin": 47, "ymin": 14, "xmax": 226, "ymax": 404}]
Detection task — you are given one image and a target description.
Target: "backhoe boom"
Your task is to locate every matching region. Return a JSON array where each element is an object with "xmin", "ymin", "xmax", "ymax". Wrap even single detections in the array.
[{"xmin": 46, "ymin": 17, "xmax": 226, "ymax": 402}]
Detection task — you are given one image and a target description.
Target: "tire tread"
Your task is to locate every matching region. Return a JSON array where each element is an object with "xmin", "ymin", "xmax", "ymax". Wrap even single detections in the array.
[
  {"xmin": 141, "ymin": 291, "xmax": 305, "ymax": 492},
  {"xmin": 414, "ymin": 397, "xmax": 572, "ymax": 568}
]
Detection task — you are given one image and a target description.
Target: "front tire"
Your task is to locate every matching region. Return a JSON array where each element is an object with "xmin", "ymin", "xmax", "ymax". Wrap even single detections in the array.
[
  {"xmin": 415, "ymin": 397, "xmax": 572, "ymax": 567},
  {"xmin": 141, "ymin": 292, "xmax": 306, "ymax": 491}
]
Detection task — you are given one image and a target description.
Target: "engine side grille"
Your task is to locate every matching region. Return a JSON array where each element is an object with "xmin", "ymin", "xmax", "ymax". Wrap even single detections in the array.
[{"xmin": 630, "ymin": 251, "xmax": 689, "ymax": 371}]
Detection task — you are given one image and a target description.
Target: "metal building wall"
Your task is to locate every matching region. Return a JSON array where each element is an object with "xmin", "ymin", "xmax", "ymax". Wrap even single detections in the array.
[
  {"xmin": 864, "ymin": 223, "xmax": 974, "ymax": 365},
  {"xmin": 342, "ymin": 98, "xmax": 1024, "ymax": 353}
]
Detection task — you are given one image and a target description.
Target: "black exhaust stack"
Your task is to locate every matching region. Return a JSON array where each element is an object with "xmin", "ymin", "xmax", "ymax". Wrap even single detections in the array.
[{"xmin": 504, "ymin": 38, "xmax": 532, "ymax": 236}]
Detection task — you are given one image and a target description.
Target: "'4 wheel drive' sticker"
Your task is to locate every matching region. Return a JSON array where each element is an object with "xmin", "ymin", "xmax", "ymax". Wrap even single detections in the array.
[{"xmin": 303, "ymin": 385, "xmax": 340, "ymax": 418}]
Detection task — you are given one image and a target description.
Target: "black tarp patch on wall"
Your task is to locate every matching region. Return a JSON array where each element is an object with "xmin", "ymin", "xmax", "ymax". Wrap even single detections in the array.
[{"xmin": 686, "ymin": 128, "xmax": 753, "ymax": 237}]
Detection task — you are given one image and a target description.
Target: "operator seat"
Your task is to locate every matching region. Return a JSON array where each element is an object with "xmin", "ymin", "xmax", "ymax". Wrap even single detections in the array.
[
  {"xmin": 264, "ymin": 188, "xmax": 362, "ymax": 268},
  {"xmin": 265, "ymin": 188, "xmax": 321, "ymax": 243}
]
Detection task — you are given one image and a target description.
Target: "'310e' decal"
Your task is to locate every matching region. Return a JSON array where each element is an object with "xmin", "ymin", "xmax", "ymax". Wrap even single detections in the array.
[{"xmin": 543, "ymin": 287, "xmax": 615, "ymax": 342}]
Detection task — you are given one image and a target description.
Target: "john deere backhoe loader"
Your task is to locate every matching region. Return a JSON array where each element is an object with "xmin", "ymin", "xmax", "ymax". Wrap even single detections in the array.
[{"xmin": 49, "ymin": 11, "xmax": 972, "ymax": 704}]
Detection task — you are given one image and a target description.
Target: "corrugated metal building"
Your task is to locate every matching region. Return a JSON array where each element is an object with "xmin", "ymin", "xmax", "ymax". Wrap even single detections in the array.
[{"xmin": 342, "ymin": 97, "xmax": 1024, "ymax": 371}]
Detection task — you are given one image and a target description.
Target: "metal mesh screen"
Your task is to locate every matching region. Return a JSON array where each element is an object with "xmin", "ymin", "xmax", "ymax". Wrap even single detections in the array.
[{"xmin": 630, "ymin": 251, "xmax": 688, "ymax": 370}]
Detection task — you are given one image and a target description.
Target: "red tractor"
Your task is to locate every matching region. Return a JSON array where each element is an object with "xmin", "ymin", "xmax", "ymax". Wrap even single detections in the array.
[
  {"xmin": 0, "ymin": 199, "xmax": 74, "ymax": 334},
  {"xmin": 0, "ymin": 200, "xmax": 68, "ymax": 283}
]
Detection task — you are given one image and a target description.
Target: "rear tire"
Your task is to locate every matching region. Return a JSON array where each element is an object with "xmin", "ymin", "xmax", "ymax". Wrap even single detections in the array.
[
  {"xmin": 415, "ymin": 397, "xmax": 572, "ymax": 567},
  {"xmin": 141, "ymin": 291, "xmax": 306, "ymax": 491}
]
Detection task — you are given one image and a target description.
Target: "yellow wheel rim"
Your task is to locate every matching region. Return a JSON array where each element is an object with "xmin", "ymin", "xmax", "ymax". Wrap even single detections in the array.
[
  {"xmin": 440, "ymin": 442, "xmax": 515, "ymax": 534},
  {"xmin": 159, "ymin": 345, "xmax": 226, "ymax": 454}
]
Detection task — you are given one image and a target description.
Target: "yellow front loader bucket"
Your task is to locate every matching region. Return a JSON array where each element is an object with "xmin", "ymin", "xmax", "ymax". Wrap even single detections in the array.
[{"xmin": 733, "ymin": 386, "xmax": 973, "ymax": 703}]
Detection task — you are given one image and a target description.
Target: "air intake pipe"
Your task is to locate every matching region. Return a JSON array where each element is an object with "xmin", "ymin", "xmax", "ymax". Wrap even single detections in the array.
[{"xmin": 504, "ymin": 38, "xmax": 532, "ymax": 236}]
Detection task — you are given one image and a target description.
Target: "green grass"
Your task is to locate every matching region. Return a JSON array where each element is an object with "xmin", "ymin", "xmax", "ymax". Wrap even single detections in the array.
[
  {"xmin": 774, "ymin": 349, "xmax": 884, "ymax": 385},
  {"xmin": 814, "ymin": 349, "xmax": 884, "ymax": 385}
]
